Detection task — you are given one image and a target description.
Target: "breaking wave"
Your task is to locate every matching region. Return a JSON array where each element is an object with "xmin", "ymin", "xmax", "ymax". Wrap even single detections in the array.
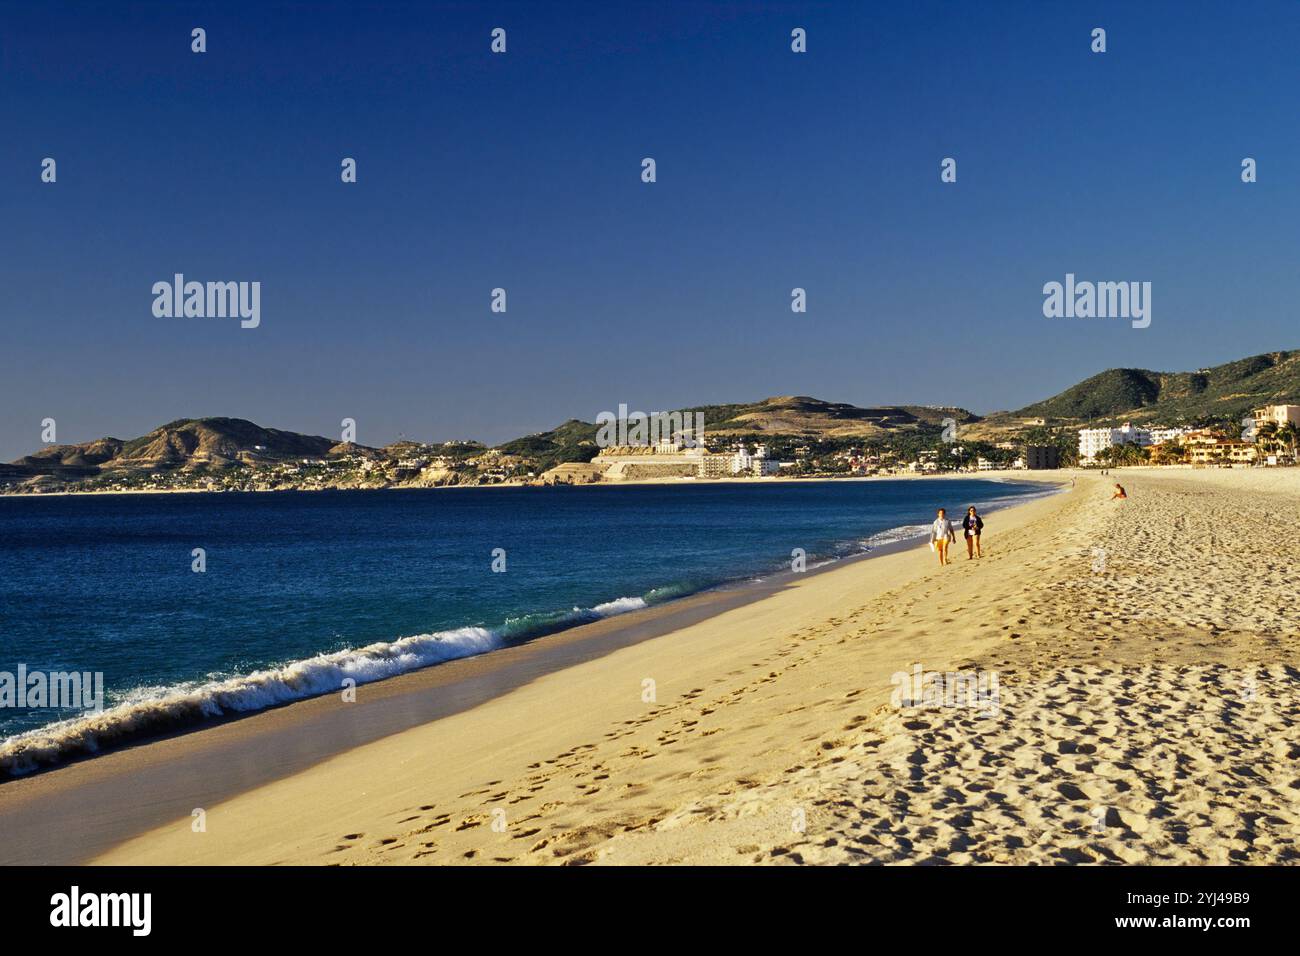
[{"xmin": 0, "ymin": 592, "xmax": 655, "ymax": 778}]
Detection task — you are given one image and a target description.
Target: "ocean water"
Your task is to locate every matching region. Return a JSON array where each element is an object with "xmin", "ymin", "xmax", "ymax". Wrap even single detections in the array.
[{"xmin": 0, "ymin": 478, "xmax": 1053, "ymax": 772}]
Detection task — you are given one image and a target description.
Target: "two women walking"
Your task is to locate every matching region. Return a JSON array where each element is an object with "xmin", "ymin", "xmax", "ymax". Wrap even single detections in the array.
[{"xmin": 929, "ymin": 505, "xmax": 983, "ymax": 565}]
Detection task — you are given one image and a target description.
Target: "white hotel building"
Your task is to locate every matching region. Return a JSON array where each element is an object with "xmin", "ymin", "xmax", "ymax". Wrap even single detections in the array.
[{"xmin": 1077, "ymin": 423, "xmax": 1188, "ymax": 462}]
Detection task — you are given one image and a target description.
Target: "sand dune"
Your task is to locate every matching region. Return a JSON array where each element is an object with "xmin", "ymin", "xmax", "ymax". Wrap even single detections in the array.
[{"xmin": 95, "ymin": 469, "xmax": 1300, "ymax": 865}]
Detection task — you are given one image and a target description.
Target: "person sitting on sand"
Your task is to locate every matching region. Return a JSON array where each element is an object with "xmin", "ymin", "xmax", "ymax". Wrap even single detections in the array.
[
  {"xmin": 930, "ymin": 508, "xmax": 956, "ymax": 565},
  {"xmin": 1111, "ymin": 483, "xmax": 1127, "ymax": 500},
  {"xmin": 962, "ymin": 505, "xmax": 984, "ymax": 559}
]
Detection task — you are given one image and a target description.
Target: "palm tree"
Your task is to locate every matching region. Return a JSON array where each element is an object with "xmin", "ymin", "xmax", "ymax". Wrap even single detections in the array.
[
  {"xmin": 1256, "ymin": 421, "xmax": 1279, "ymax": 455},
  {"xmin": 1153, "ymin": 441, "xmax": 1184, "ymax": 466},
  {"xmin": 1278, "ymin": 422, "xmax": 1300, "ymax": 462},
  {"xmin": 1122, "ymin": 443, "xmax": 1148, "ymax": 466}
]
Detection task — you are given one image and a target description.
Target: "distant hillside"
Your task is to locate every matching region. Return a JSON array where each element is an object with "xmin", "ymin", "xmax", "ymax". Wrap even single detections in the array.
[
  {"xmin": 496, "ymin": 419, "xmax": 601, "ymax": 472},
  {"xmin": 117, "ymin": 418, "xmax": 340, "ymax": 465},
  {"xmin": 9, "ymin": 418, "xmax": 358, "ymax": 483},
  {"xmin": 684, "ymin": 396, "xmax": 979, "ymax": 437},
  {"xmin": 1009, "ymin": 350, "xmax": 1300, "ymax": 425},
  {"xmin": 13, "ymin": 437, "xmax": 125, "ymax": 474},
  {"xmin": 493, "ymin": 397, "xmax": 981, "ymax": 471},
  {"xmin": 9, "ymin": 398, "xmax": 973, "ymax": 491}
]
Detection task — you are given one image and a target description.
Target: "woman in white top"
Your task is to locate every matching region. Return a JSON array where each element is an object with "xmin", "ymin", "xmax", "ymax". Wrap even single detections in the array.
[{"xmin": 930, "ymin": 508, "xmax": 956, "ymax": 565}]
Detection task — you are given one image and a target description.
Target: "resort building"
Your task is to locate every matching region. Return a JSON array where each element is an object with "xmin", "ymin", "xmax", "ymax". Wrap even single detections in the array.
[
  {"xmin": 1024, "ymin": 446, "xmax": 1060, "ymax": 469},
  {"xmin": 1253, "ymin": 404, "xmax": 1300, "ymax": 430},
  {"xmin": 1187, "ymin": 436, "xmax": 1257, "ymax": 467},
  {"xmin": 698, "ymin": 454, "xmax": 734, "ymax": 478},
  {"xmin": 1147, "ymin": 427, "xmax": 1189, "ymax": 446},
  {"xmin": 1078, "ymin": 423, "xmax": 1149, "ymax": 461},
  {"xmin": 591, "ymin": 441, "xmax": 785, "ymax": 481},
  {"xmin": 1077, "ymin": 423, "xmax": 1186, "ymax": 461},
  {"xmin": 729, "ymin": 443, "xmax": 780, "ymax": 476}
]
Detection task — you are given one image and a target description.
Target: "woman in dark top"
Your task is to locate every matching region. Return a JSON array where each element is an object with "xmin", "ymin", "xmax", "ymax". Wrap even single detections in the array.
[{"xmin": 962, "ymin": 506, "xmax": 984, "ymax": 559}]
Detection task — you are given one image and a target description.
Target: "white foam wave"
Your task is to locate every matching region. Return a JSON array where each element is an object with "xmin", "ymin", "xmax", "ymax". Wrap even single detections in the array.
[
  {"xmin": 865, "ymin": 522, "xmax": 931, "ymax": 547},
  {"xmin": 0, "ymin": 592, "xmax": 661, "ymax": 777},
  {"xmin": 591, "ymin": 596, "xmax": 648, "ymax": 616},
  {"xmin": 0, "ymin": 625, "xmax": 502, "ymax": 776}
]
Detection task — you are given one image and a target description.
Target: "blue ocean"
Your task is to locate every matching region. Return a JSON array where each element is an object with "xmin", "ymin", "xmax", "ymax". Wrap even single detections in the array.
[{"xmin": 0, "ymin": 479, "xmax": 1052, "ymax": 771}]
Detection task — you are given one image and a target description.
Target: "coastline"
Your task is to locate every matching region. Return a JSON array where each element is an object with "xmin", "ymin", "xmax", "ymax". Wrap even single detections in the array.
[
  {"xmin": 0, "ymin": 475, "xmax": 1067, "ymax": 864},
  {"xmin": 0, "ymin": 466, "xmax": 1064, "ymax": 498},
  {"xmin": 83, "ymin": 468, "xmax": 1300, "ymax": 865}
]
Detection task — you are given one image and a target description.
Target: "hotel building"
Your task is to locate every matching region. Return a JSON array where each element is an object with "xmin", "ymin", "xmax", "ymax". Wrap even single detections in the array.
[
  {"xmin": 1077, "ymin": 423, "xmax": 1150, "ymax": 461},
  {"xmin": 1252, "ymin": 404, "xmax": 1300, "ymax": 430},
  {"xmin": 1077, "ymin": 423, "xmax": 1187, "ymax": 461},
  {"xmin": 1186, "ymin": 434, "xmax": 1257, "ymax": 467}
]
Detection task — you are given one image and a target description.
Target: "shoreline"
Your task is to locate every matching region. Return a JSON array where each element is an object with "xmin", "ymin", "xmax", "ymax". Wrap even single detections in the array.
[
  {"xmin": 0, "ymin": 476, "xmax": 1068, "ymax": 864},
  {"xmin": 0, "ymin": 467, "xmax": 1072, "ymax": 499}
]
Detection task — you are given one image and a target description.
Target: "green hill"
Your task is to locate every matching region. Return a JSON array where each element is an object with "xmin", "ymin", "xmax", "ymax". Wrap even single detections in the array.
[
  {"xmin": 1012, "ymin": 350, "xmax": 1300, "ymax": 425},
  {"xmin": 495, "ymin": 419, "xmax": 601, "ymax": 472}
]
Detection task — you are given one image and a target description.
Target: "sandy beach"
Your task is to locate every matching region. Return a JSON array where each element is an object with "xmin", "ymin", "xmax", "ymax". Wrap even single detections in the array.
[{"xmin": 6, "ymin": 468, "xmax": 1296, "ymax": 865}]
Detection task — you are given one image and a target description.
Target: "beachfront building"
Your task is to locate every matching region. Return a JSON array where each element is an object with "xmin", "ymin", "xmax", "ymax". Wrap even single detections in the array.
[
  {"xmin": 698, "ymin": 453, "xmax": 734, "ymax": 478},
  {"xmin": 1184, "ymin": 430, "xmax": 1257, "ymax": 467},
  {"xmin": 1253, "ymin": 404, "xmax": 1300, "ymax": 430},
  {"xmin": 1078, "ymin": 423, "xmax": 1149, "ymax": 461},
  {"xmin": 673, "ymin": 444, "xmax": 784, "ymax": 478},
  {"xmin": 729, "ymin": 443, "xmax": 780, "ymax": 476},
  {"xmin": 731, "ymin": 443, "xmax": 754, "ymax": 474},
  {"xmin": 1187, "ymin": 436, "xmax": 1257, "ymax": 467},
  {"xmin": 1077, "ymin": 423, "xmax": 1188, "ymax": 462},
  {"xmin": 1148, "ymin": 427, "xmax": 1190, "ymax": 446},
  {"xmin": 1025, "ymin": 446, "xmax": 1060, "ymax": 469}
]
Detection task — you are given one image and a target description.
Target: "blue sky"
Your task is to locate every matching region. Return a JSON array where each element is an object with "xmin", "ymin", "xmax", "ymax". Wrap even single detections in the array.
[{"xmin": 4, "ymin": 0, "xmax": 1299, "ymax": 457}]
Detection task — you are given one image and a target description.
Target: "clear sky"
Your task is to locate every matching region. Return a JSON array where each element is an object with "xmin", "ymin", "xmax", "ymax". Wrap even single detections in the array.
[{"xmin": 4, "ymin": 0, "xmax": 1299, "ymax": 458}]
